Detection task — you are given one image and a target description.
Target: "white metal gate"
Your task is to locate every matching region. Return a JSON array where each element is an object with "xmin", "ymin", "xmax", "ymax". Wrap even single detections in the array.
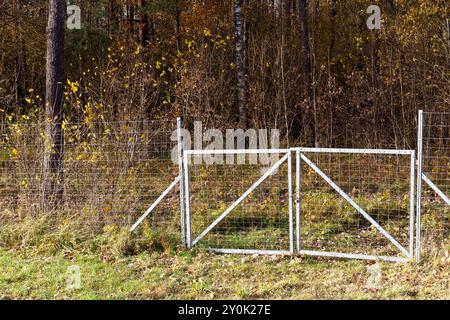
[
  {"xmin": 181, "ymin": 147, "xmax": 415, "ymax": 261},
  {"xmin": 293, "ymin": 148, "xmax": 416, "ymax": 263},
  {"xmin": 126, "ymin": 118, "xmax": 425, "ymax": 263},
  {"xmin": 183, "ymin": 149, "xmax": 294, "ymax": 255}
]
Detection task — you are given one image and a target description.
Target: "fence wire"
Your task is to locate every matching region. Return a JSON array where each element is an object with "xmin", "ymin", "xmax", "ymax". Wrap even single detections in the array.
[
  {"xmin": 298, "ymin": 151, "xmax": 413, "ymax": 259},
  {"xmin": 0, "ymin": 120, "xmax": 180, "ymax": 235},
  {"xmin": 186, "ymin": 152, "xmax": 292, "ymax": 252},
  {"xmin": 419, "ymin": 112, "xmax": 450, "ymax": 247},
  {"xmin": 1, "ymin": 113, "xmax": 448, "ymax": 259}
]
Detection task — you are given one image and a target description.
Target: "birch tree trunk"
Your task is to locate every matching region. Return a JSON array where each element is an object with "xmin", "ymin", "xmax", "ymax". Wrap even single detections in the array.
[
  {"xmin": 234, "ymin": 0, "xmax": 248, "ymax": 128},
  {"xmin": 298, "ymin": 0, "xmax": 315, "ymax": 145}
]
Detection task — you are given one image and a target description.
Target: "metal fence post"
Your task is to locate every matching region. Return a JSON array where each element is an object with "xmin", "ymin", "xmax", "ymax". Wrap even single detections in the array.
[
  {"xmin": 183, "ymin": 152, "xmax": 192, "ymax": 248},
  {"xmin": 416, "ymin": 110, "xmax": 423, "ymax": 262},
  {"xmin": 296, "ymin": 150, "xmax": 301, "ymax": 254},
  {"xmin": 409, "ymin": 151, "xmax": 415, "ymax": 259},
  {"xmin": 288, "ymin": 151, "xmax": 294, "ymax": 254},
  {"xmin": 177, "ymin": 117, "xmax": 186, "ymax": 247}
]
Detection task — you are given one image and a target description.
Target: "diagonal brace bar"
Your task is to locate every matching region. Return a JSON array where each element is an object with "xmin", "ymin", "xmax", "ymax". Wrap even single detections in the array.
[
  {"xmin": 191, "ymin": 153, "xmax": 289, "ymax": 247},
  {"xmin": 422, "ymin": 174, "xmax": 450, "ymax": 206},
  {"xmin": 300, "ymin": 154, "xmax": 410, "ymax": 257},
  {"xmin": 130, "ymin": 176, "xmax": 180, "ymax": 232}
]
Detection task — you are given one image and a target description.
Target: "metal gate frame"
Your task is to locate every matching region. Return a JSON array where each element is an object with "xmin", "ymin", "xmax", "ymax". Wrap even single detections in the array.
[
  {"xmin": 292, "ymin": 148, "xmax": 416, "ymax": 263},
  {"xmin": 183, "ymin": 149, "xmax": 294, "ymax": 255},
  {"xmin": 126, "ymin": 118, "xmax": 421, "ymax": 263},
  {"xmin": 416, "ymin": 110, "xmax": 450, "ymax": 262}
]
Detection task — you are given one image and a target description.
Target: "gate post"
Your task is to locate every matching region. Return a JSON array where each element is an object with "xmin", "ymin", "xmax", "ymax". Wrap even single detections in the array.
[
  {"xmin": 409, "ymin": 151, "xmax": 415, "ymax": 259},
  {"xmin": 295, "ymin": 150, "xmax": 301, "ymax": 254},
  {"xmin": 177, "ymin": 117, "xmax": 187, "ymax": 247},
  {"xmin": 288, "ymin": 151, "xmax": 294, "ymax": 254},
  {"xmin": 183, "ymin": 151, "xmax": 192, "ymax": 248},
  {"xmin": 416, "ymin": 110, "xmax": 423, "ymax": 262}
]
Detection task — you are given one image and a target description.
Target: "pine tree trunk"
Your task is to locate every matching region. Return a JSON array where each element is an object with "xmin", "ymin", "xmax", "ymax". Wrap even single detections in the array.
[{"xmin": 43, "ymin": 0, "xmax": 65, "ymax": 210}]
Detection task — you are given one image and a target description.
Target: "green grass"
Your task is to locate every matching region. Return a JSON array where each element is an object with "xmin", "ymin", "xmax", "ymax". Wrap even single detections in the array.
[
  {"xmin": 0, "ymin": 212, "xmax": 448, "ymax": 300},
  {"xmin": 0, "ymin": 245, "xmax": 448, "ymax": 300},
  {"xmin": 0, "ymin": 185, "xmax": 447, "ymax": 300}
]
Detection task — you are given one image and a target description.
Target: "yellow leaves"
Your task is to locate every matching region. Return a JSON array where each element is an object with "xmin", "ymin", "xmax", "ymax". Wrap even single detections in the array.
[
  {"xmin": 185, "ymin": 39, "xmax": 194, "ymax": 50},
  {"xmin": 163, "ymin": 92, "xmax": 171, "ymax": 104},
  {"xmin": 203, "ymin": 28, "xmax": 212, "ymax": 37},
  {"xmin": 21, "ymin": 179, "xmax": 28, "ymax": 189},
  {"xmin": 83, "ymin": 101, "xmax": 98, "ymax": 124},
  {"xmin": 135, "ymin": 45, "xmax": 142, "ymax": 55},
  {"xmin": 67, "ymin": 79, "xmax": 79, "ymax": 93},
  {"xmin": 156, "ymin": 61, "xmax": 162, "ymax": 70},
  {"xmin": 355, "ymin": 36, "xmax": 365, "ymax": 50},
  {"xmin": 10, "ymin": 148, "xmax": 18, "ymax": 158},
  {"xmin": 215, "ymin": 39, "xmax": 227, "ymax": 46},
  {"xmin": 230, "ymin": 62, "xmax": 237, "ymax": 70}
]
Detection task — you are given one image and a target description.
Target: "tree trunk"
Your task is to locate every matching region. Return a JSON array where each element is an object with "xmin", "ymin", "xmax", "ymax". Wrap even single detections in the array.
[
  {"xmin": 234, "ymin": 0, "xmax": 248, "ymax": 128},
  {"xmin": 139, "ymin": 0, "xmax": 150, "ymax": 46},
  {"xmin": 328, "ymin": 0, "xmax": 336, "ymax": 81},
  {"xmin": 43, "ymin": 0, "xmax": 65, "ymax": 210},
  {"xmin": 175, "ymin": 3, "xmax": 182, "ymax": 52},
  {"xmin": 298, "ymin": 0, "xmax": 315, "ymax": 145},
  {"xmin": 10, "ymin": 0, "xmax": 25, "ymax": 110}
]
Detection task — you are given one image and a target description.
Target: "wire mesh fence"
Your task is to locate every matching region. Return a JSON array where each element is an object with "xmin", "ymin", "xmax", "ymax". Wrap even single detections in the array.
[
  {"xmin": 0, "ymin": 119, "xmax": 180, "ymax": 236},
  {"xmin": 0, "ymin": 111, "xmax": 448, "ymax": 261},
  {"xmin": 294, "ymin": 149, "xmax": 415, "ymax": 262},
  {"xmin": 417, "ymin": 111, "xmax": 450, "ymax": 256},
  {"xmin": 184, "ymin": 150, "xmax": 293, "ymax": 254}
]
